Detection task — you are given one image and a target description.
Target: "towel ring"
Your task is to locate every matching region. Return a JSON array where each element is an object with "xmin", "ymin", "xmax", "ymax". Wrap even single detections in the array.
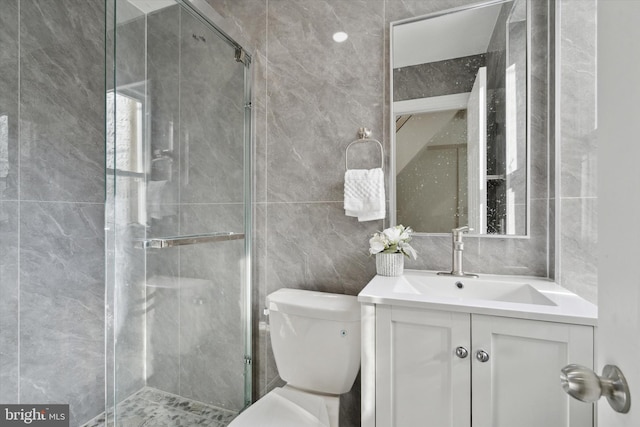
[{"xmin": 345, "ymin": 127, "xmax": 384, "ymax": 171}]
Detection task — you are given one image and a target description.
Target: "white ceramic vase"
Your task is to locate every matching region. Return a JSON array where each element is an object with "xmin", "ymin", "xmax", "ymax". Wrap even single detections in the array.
[{"xmin": 376, "ymin": 252, "xmax": 404, "ymax": 276}]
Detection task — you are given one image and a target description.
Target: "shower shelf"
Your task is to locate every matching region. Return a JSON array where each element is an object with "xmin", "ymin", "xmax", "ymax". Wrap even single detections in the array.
[{"xmin": 138, "ymin": 231, "xmax": 244, "ymax": 249}]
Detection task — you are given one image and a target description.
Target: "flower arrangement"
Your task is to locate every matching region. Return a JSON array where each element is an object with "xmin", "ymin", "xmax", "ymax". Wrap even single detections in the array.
[{"xmin": 369, "ymin": 225, "xmax": 417, "ymax": 259}]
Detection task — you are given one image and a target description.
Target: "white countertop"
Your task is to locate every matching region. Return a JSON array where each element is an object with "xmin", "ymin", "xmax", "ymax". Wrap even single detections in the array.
[{"xmin": 358, "ymin": 270, "xmax": 598, "ymax": 326}]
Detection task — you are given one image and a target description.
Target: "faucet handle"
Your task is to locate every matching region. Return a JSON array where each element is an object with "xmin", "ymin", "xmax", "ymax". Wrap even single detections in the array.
[{"xmin": 452, "ymin": 226, "xmax": 473, "ymax": 235}]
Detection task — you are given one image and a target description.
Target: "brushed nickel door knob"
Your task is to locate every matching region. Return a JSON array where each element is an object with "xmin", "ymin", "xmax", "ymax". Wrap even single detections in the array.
[{"xmin": 560, "ymin": 364, "xmax": 631, "ymax": 413}]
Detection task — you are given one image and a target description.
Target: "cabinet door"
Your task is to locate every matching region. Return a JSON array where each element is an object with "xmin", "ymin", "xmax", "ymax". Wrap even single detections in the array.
[
  {"xmin": 471, "ymin": 315, "xmax": 594, "ymax": 427},
  {"xmin": 376, "ymin": 305, "xmax": 471, "ymax": 427}
]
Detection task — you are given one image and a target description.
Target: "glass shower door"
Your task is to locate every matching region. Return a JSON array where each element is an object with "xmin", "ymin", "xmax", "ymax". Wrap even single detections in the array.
[{"xmin": 106, "ymin": 1, "xmax": 252, "ymax": 425}]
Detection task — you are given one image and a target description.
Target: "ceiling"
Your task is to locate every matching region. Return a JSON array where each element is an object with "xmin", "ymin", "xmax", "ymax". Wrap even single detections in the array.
[{"xmin": 393, "ymin": 2, "xmax": 504, "ymax": 69}]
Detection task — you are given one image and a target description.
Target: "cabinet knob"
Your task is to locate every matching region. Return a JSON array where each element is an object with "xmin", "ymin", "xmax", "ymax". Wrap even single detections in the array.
[
  {"xmin": 476, "ymin": 350, "xmax": 490, "ymax": 362},
  {"xmin": 455, "ymin": 346, "xmax": 468, "ymax": 358}
]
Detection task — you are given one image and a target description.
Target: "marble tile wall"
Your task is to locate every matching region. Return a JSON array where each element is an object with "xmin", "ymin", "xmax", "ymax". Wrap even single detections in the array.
[
  {"xmin": 198, "ymin": 0, "xmax": 595, "ymax": 426},
  {"xmin": 143, "ymin": 4, "xmax": 182, "ymax": 399},
  {"xmin": 174, "ymin": 6, "xmax": 247, "ymax": 406},
  {"xmin": 1, "ymin": 2, "xmax": 599, "ymax": 427},
  {"xmin": 0, "ymin": 0, "xmax": 20, "ymax": 404},
  {"xmin": 108, "ymin": 6, "xmax": 148, "ymax": 408},
  {"xmin": 0, "ymin": 0, "xmax": 19, "ymax": 202},
  {"xmin": 0, "ymin": 201, "xmax": 19, "ymax": 402},
  {"xmin": 547, "ymin": 0, "xmax": 557, "ymax": 281},
  {"xmin": 176, "ymin": 206, "xmax": 245, "ymax": 410},
  {"xmin": 104, "ymin": 0, "xmax": 116, "ymax": 420},
  {"xmin": 393, "ymin": 54, "xmax": 486, "ymax": 101},
  {"xmin": 140, "ymin": 4, "xmax": 249, "ymax": 413},
  {"xmin": 506, "ymin": 17, "xmax": 528, "ymax": 235},
  {"xmin": 556, "ymin": 0, "xmax": 598, "ymax": 304},
  {"xmin": 105, "ymin": 1, "xmax": 252, "ymax": 416},
  {"xmin": 202, "ymin": 0, "xmax": 549, "ymax": 426},
  {"xmin": 264, "ymin": 2, "xmax": 386, "ymax": 424},
  {"xmin": 0, "ymin": 0, "xmax": 106, "ymax": 425}
]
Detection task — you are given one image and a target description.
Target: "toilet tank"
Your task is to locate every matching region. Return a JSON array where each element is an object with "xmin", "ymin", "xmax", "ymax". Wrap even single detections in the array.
[{"xmin": 267, "ymin": 288, "xmax": 361, "ymax": 395}]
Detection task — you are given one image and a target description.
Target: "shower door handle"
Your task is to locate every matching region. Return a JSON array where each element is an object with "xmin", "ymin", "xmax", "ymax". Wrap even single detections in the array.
[{"xmin": 138, "ymin": 232, "xmax": 245, "ymax": 249}]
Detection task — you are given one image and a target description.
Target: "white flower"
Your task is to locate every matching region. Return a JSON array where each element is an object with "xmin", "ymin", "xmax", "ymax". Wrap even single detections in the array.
[
  {"xmin": 368, "ymin": 224, "xmax": 418, "ymax": 259},
  {"xmin": 399, "ymin": 226, "xmax": 412, "ymax": 241},
  {"xmin": 399, "ymin": 241, "xmax": 417, "ymax": 260},
  {"xmin": 369, "ymin": 234, "xmax": 386, "ymax": 255},
  {"xmin": 383, "ymin": 226, "xmax": 402, "ymax": 244}
]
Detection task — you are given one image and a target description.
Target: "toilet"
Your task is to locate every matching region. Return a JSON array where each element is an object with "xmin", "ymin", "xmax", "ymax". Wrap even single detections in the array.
[{"xmin": 229, "ymin": 288, "xmax": 361, "ymax": 427}]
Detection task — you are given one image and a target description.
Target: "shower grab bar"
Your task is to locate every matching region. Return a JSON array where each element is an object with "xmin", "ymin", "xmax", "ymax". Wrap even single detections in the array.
[{"xmin": 138, "ymin": 231, "xmax": 244, "ymax": 249}]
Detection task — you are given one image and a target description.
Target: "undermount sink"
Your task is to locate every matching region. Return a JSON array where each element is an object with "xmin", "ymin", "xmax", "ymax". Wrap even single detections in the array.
[{"xmin": 394, "ymin": 275, "xmax": 556, "ymax": 306}]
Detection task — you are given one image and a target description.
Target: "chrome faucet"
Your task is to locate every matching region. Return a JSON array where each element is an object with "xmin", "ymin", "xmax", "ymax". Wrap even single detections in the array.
[{"xmin": 438, "ymin": 226, "xmax": 479, "ymax": 278}]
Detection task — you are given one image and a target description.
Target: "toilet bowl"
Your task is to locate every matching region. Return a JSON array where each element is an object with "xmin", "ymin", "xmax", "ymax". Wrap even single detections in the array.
[
  {"xmin": 230, "ymin": 386, "xmax": 335, "ymax": 427},
  {"xmin": 229, "ymin": 288, "xmax": 361, "ymax": 427}
]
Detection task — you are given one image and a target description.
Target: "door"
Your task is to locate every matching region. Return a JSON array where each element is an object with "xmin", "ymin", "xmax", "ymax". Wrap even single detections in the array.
[
  {"xmin": 107, "ymin": 0, "xmax": 253, "ymax": 422},
  {"xmin": 594, "ymin": 1, "xmax": 640, "ymax": 426},
  {"xmin": 375, "ymin": 305, "xmax": 471, "ymax": 427},
  {"xmin": 472, "ymin": 315, "xmax": 593, "ymax": 427}
]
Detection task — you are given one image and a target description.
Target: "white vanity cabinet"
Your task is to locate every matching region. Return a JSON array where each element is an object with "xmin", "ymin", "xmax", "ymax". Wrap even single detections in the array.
[{"xmin": 363, "ymin": 304, "xmax": 594, "ymax": 427}]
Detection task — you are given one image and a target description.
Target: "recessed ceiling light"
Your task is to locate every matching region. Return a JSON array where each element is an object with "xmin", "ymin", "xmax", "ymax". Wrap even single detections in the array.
[{"xmin": 333, "ymin": 32, "xmax": 348, "ymax": 43}]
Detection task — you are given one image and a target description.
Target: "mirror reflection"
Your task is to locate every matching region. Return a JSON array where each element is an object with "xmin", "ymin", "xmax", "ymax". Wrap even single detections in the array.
[{"xmin": 392, "ymin": 0, "xmax": 528, "ymax": 235}]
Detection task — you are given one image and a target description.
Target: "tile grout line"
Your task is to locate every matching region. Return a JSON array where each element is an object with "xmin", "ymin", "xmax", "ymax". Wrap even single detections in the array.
[
  {"xmin": 145, "ymin": 6, "xmax": 150, "ymax": 394},
  {"xmin": 263, "ymin": 0, "xmax": 270, "ymax": 397},
  {"xmin": 18, "ymin": 199, "xmax": 105, "ymax": 205},
  {"xmin": 17, "ymin": 0, "xmax": 21, "ymax": 404},
  {"xmin": 177, "ymin": 5, "xmax": 182, "ymax": 397}
]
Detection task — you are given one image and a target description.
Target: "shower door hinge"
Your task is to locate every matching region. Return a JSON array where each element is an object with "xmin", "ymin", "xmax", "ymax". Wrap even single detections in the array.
[
  {"xmin": 244, "ymin": 355, "xmax": 252, "ymax": 366},
  {"xmin": 235, "ymin": 47, "xmax": 247, "ymax": 65}
]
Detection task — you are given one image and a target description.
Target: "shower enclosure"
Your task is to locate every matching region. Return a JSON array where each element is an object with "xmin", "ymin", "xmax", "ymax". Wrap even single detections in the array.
[{"xmin": 105, "ymin": 0, "xmax": 252, "ymax": 425}]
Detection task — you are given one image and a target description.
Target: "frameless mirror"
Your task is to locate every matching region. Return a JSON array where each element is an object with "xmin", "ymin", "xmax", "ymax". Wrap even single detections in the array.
[{"xmin": 390, "ymin": 0, "xmax": 528, "ymax": 235}]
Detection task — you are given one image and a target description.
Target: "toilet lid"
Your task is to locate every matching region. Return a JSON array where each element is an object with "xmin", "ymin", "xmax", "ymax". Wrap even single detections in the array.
[{"xmin": 228, "ymin": 387, "xmax": 331, "ymax": 427}]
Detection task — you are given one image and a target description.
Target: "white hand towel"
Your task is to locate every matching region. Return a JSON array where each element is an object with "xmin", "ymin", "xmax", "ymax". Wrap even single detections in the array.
[{"xmin": 344, "ymin": 168, "xmax": 385, "ymax": 221}]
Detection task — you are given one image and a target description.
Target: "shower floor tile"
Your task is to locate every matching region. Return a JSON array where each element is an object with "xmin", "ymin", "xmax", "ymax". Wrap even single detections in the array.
[{"xmin": 82, "ymin": 387, "xmax": 237, "ymax": 427}]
